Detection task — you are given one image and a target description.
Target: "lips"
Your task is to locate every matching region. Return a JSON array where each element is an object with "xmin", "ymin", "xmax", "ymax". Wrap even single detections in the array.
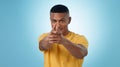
[{"xmin": 59, "ymin": 28, "xmax": 62, "ymax": 31}]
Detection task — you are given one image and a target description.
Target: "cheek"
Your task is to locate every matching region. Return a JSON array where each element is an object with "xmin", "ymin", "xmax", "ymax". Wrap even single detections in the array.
[
  {"xmin": 61, "ymin": 25, "xmax": 68, "ymax": 30},
  {"xmin": 62, "ymin": 23, "xmax": 68, "ymax": 27}
]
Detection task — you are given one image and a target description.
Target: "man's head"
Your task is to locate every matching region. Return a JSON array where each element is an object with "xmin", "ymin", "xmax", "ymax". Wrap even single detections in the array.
[{"xmin": 50, "ymin": 4, "xmax": 71, "ymax": 36}]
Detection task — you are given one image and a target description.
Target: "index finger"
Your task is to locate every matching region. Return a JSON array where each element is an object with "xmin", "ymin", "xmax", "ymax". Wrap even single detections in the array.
[{"xmin": 52, "ymin": 24, "xmax": 56, "ymax": 31}]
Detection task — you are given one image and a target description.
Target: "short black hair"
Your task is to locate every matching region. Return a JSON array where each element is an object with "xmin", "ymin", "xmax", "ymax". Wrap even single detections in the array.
[{"xmin": 50, "ymin": 4, "xmax": 69, "ymax": 14}]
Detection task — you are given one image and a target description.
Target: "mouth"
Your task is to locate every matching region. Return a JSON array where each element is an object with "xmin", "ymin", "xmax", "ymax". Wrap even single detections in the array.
[{"xmin": 59, "ymin": 28, "xmax": 62, "ymax": 30}]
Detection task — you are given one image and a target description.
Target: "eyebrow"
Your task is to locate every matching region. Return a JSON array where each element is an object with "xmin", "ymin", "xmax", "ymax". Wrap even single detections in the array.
[{"xmin": 60, "ymin": 18, "xmax": 65, "ymax": 20}]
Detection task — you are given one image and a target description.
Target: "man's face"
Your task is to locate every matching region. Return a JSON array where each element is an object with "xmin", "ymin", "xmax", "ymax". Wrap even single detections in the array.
[{"xmin": 50, "ymin": 13, "xmax": 71, "ymax": 35}]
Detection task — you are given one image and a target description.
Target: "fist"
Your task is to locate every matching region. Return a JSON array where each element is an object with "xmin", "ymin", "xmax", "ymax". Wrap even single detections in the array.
[{"xmin": 47, "ymin": 24, "xmax": 64, "ymax": 44}]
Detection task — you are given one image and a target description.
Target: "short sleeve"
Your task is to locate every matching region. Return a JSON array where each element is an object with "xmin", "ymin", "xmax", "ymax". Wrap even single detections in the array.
[
  {"xmin": 38, "ymin": 33, "xmax": 48, "ymax": 52},
  {"xmin": 38, "ymin": 33, "xmax": 48, "ymax": 42},
  {"xmin": 74, "ymin": 35, "xmax": 88, "ymax": 48}
]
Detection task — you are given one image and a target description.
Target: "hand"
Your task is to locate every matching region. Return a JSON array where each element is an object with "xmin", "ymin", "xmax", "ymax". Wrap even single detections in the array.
[
  {"xmin": 39, "ymin": 24, "xmax": 65, "ymax": 50},
  {"xmin": 47, "ymin": 24, "xmax": 65, "ymax": 44}
]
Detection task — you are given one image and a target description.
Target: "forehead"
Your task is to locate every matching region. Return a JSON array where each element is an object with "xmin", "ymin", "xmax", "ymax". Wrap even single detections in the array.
[{"xmin": 50, "ymin": 13, "xmax": 68, "ymax": 20}]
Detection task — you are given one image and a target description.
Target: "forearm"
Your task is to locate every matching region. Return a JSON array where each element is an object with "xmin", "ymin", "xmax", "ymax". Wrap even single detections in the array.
[
  {"xmin": 62, "ymin": 39, "xmax": 88, "ymax": 59},
  {"xmin": 39, "ymin": 37, "xmax": 51, "ymax": 51}
]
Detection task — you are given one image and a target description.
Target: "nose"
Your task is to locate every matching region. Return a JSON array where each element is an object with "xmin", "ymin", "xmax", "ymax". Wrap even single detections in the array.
[
  {"xmin": 54, "ymin": 21, "xmax": 61, "ymax": 31},
  {"xmin": 56, "ymin": 22, "xmax": 60, "ymax": 28}
]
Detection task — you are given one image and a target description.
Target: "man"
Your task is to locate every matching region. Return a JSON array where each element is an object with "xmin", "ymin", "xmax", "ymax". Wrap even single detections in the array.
[{"xmin": 38, "ymin": 4, "xmax": 88, "ymax": 67}]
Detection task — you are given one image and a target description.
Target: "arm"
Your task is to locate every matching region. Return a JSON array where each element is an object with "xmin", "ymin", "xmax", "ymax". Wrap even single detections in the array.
[
  {"xmin": 39, "ymin": 34, "xmax": 88, "ymax": 59},
  {"xmin": 39, "ymin": 25, "xmax": 88, "ymax": 58},
  {"xmin": 39, "ymin": 36, "xmax": 52, "ymax": 51},
  {"xmin": 61, "ymin": 37, "xmax": 88, "ymax": 59},
  {"xmin": 39, "ymin": 25, "xmax": 60, "ymax": 51},
  {"xmin": 39, "ymin": 32, "xmax": 61, "ymax": 51}
]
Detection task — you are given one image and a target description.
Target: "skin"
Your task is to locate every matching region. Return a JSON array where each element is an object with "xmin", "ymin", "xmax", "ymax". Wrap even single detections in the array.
[{"xmin": 39, "ymin": 13, "xmax": 88, "ymax": 59}]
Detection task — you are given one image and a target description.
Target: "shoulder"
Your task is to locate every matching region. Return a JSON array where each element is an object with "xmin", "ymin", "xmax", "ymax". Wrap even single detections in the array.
[
  {"xmin": 70, "ymin": 31, "xmax": 88, "ymax": 43},
  {"xmin": 38, "ymin": 33, "xmax": 49, "ymax": 41},
  {"xmin": 70, "ymin": 31, "xmax": 88, "ymax": 48},
  {"xmin": 40, "ymin": 33, "xmax": 49, "ymax": 36}
]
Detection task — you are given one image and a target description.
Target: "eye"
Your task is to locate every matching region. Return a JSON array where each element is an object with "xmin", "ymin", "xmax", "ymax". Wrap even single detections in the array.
[
  {"xmin": 60, "ymin": 20, "xmax": 66, "ymax": 23},
  {"xmin": 51, "ymin": 19, "xmax": 57, "ymax": 23}
]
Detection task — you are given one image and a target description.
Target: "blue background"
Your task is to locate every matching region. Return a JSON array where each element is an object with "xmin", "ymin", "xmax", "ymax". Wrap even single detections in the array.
[{"xmin": 0, "ymin": 0, "xmax": 120, "ymax": 67}]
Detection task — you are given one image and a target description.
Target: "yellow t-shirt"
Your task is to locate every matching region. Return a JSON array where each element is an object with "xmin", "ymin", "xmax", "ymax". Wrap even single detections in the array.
[{"xmin": 38, "ymin": 31, "xmax": 88, "ymax": 67}]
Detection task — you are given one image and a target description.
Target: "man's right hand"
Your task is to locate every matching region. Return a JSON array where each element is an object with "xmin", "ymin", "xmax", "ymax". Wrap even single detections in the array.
[{"xmin": 39, "ymin": 24, "xmax": 62, "ymax": 50}]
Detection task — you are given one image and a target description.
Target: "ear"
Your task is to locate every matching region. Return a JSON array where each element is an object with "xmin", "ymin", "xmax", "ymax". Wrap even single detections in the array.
[{"xmin": 68, "ymin": 17, "xmax": 71, "ymax": 24}]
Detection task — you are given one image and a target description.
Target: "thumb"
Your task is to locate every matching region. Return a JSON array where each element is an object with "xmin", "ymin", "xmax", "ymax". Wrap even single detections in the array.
[{"xmin": 52, "ymin": 25, "xmax": 56, "ymax": 31}]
